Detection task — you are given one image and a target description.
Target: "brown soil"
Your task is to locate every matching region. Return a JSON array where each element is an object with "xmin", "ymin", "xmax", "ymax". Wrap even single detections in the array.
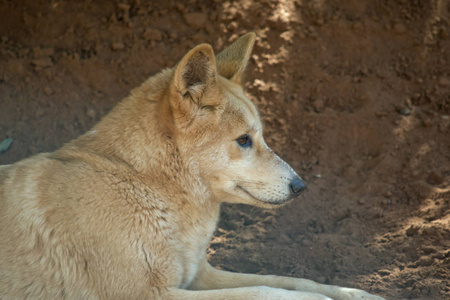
[{"xmin": 1, "ymin": 1, "xmax": 449, "ymax": 299}]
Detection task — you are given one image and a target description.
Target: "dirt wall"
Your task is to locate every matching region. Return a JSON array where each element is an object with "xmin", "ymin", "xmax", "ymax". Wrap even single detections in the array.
[{"xmin": 0, "ymin": 1, "xmax": 449, "ymax": 299}]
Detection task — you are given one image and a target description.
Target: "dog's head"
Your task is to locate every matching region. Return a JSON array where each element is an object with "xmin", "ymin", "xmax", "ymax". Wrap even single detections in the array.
[{"xmin": 166, "ymin": 33, "xmax": 305, "ymax": 208}]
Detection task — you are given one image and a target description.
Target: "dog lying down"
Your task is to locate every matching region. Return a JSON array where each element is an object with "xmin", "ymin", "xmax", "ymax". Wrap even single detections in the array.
[{"xmin": 0, "ymin": 33, "xmax": 385, "ymax": 299}]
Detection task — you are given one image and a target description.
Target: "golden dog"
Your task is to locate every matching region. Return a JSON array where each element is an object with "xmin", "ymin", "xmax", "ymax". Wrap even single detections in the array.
[{"xmin": 0, "ymin": 33, "xmax": 384, "ymax": 300}]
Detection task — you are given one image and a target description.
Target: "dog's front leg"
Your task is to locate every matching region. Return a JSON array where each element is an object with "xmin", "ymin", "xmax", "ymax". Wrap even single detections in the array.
[
  {"xmin": 165, "ymin": 287, "xmax": 332, "ymax": 300},
  {"xmin": 188, "ymin": 259, "xmax": 385, "ymax": 300}
]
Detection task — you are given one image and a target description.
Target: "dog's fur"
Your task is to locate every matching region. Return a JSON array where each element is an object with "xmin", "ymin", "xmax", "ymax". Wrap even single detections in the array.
[{"xmin": 0, "ymin": 33, "xmax": 384, "ymax": 300}]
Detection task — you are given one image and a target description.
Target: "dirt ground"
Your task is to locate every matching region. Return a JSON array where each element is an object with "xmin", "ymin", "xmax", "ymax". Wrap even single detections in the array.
[{"xmin": 0, "ymin": 0, "xmax": 449, "ymax": 299}]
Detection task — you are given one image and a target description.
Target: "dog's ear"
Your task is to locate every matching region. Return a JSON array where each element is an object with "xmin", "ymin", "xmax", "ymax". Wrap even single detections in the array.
[
  {"xmin": 216, "ymin": 32, "xmax": 256, "ymax": 86},
  {"xmin": 170, "ymin": 44, "xmax": 220, "ymax": 129}
]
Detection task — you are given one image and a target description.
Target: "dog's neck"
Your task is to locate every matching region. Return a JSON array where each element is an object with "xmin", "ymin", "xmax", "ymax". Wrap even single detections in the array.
[
  {"xmin": 52, "ymin": 93, "xmax": 221, "ymax": 280},
  {"xmin": 56, "ymin": 92, "xmax": 214, "ymax": 209}
]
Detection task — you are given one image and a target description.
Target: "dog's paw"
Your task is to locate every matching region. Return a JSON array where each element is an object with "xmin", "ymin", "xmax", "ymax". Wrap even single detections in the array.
[{"xmin": 335, "ymin": 287, "xmax": 385, "ymax": 300}]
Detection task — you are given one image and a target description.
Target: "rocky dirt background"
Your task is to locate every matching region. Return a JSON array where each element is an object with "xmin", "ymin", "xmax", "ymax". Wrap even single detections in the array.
[{"xmin": 0, "ymin": 1, "xmax": 449, "ymax": 299}]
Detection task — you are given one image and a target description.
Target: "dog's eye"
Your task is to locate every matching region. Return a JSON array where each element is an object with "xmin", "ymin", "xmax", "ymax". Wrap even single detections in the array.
[{"xmin": 236, "ymin": 134, "xmax": 252, "ymax": 148}]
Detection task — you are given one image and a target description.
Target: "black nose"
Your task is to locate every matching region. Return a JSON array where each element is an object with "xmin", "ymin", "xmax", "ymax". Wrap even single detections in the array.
[{"xmin": 290, "ymin": 177, "xmax": 306, "ymax": 196}]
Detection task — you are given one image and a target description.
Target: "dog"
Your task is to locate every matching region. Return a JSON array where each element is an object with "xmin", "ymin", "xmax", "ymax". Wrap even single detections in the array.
[{"xmin": 0, "ymin": 33, "xmax": 385, "ymax": 299}]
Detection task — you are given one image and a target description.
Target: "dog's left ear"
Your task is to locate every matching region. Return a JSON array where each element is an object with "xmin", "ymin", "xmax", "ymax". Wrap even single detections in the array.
[
  {"xmin": 171, "ymin": 44, "xmax": 220, "ymax": 129},
  {"xmin": 216, "ymin": 32, "xmax": 256, "ymax": 86}
]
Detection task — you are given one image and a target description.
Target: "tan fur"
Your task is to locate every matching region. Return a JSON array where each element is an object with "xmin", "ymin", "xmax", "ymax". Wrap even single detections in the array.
[{"xmin": 0, "ymin": 33, "xmax": 385, "ymax": 300}]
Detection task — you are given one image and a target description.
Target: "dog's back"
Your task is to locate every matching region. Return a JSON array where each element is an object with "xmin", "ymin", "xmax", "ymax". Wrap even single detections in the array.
[{"xmin": 0, "ymin": 154, "xmax": 69, "ymax": 298}]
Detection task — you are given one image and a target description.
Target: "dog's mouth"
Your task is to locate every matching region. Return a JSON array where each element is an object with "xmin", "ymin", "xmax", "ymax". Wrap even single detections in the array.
[{"xmin": 236, "ymin": 185, "xmax": 289, "ymax": 206}]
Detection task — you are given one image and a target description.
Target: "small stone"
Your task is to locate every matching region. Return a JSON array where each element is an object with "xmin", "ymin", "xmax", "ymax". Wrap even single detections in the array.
[
  {"xmin": 262, "ymin": 215, "xmax": 276, "ymax": 225},
  {"xmin": 117, "ymin": 3, "xmax": 130, "ymax": 11},
  {"xmin": 405, "ymin": 97, "xmax": 412, "ymax": 107},
  {"xmin": 360, "ymin": 66, "xmax": 369, "ymax": 76},
  {"xmin": 317, "ymin": 276, "xmax": 326, "ymax": 283},
  {"xmin": 31, "ymin": 58, "xmax": 53, "ymax": 68},
  {"xmin": 307, "ymin": 31, "xmax": 319, "ymax": 40},
  {"xmin": 315, "ymin": 18, "xmax": 324, "ymax": 27},
  {"xmin": 406, "ymin": 225, "xmax": 420, "ymax": 236},
  {"xmin": 439, "ymin": 117, "xmax": 449, "ymax": 132},
  {"xmin": 415, "ymin": 256, "xmax": 435, "ymax": 267},
  {"xmin": 33, "ymin": 47, "xmax": 55, "ymax": 58},
  {"xmin": 227, "ymin": 21, "xmax": 238, "ymax": 32},
  {"xmin": 398, "ymin": 108, "xmax": 411, "ymax": 116},
  {"xmin": 438, "ymin": 77, "xmax": 450, "ymax": 87},
  {"xmin": 175, "ymin": 3, "xmax": 185, "ymax": 12},
  {"xmin": 313, "ymin": 99, "xmax": 324, "ymax": 112},
  {"xmin": 439, "ymin": 27, "xmax": 448, "ymax": 39},
  {"xmin": 352, "ymin": 22, "xmax": 363, "ymax": 30},
  {"xmin": 44, "ymin": 87, "xmax": 53, "ymax": 95},
  {"xmin": 18, "ymin": 48, "xmax": 30, "ymax": 57},
  {"xmin": 393, "ymin": 23, "xmax": 406, "ymax": 34},
  {"xmin": 302, "ymin": 239, "xmax": 313, "ymax": 247},
  {"xmin": 427, "ymin": 171, "xmax": 444, "ymax": 185},
  {"xmin": 422, "ymin": 119, "xmax": 432, "ymax": 128},
  {"xmin": 143, "ymin": 28, "xmax": 162, "ymax": 41},
  {"xmin": 109, "ymin": 13, "xmax": 117, "ymax": 23},
  {"xmin": 86, "ymin": 108, "xmax": 96, "ymax": 119},
  {"xmin": 35, "ymin": 107, "xmax": 44, "ymax": 117},
  {"xmin": 111, "ymin": 42, "xmax": 125, "ymax": 51},
  {"xmin": 422, "ymin": 246, "xmax": 437, "ymax": 255},
  {"xmin": 0, "ymin": 137, "xmax": 13, "ymax": 153},
  {"xmin": 267, "ymin": 16, "xmax": 289, "ymax": 31},
  {"xmin": 183, "ymin": 12, "xmax": 207, "ymax": 30}
]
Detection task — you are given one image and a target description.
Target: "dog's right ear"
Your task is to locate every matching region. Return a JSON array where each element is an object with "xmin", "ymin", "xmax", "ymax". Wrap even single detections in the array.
[
  {"xmin": 170, "ymin": 44, "xmax": 220, "ymax": 130},
  {"xmin": 216, "ymin": 32, "xmax": 256, "ymax": 86}
]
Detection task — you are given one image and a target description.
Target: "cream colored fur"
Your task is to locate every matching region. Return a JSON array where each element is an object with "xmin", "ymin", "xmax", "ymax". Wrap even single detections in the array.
[{"xmin": 0, "ymin": 33, "xmax": 385, "ymax": 300}]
